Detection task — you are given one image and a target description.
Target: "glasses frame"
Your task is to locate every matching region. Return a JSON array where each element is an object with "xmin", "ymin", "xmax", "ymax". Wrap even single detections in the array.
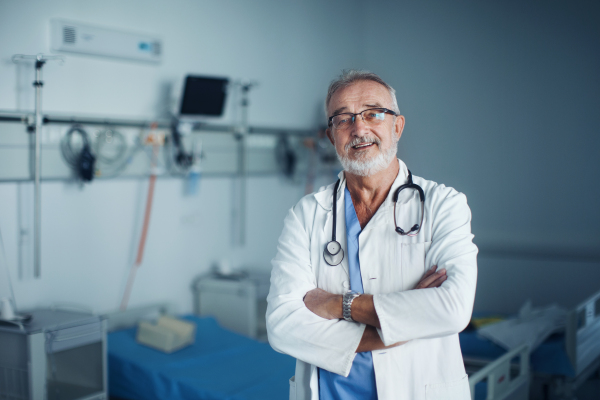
[{"xmin": 328, "ymin": 107, "xmax": 398, "ymax": 128}]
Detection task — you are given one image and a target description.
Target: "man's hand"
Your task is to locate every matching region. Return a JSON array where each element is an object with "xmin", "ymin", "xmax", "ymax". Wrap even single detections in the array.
[
  {"xmin": 303, "ymin": 265, "xmax": 448, "ymax": 352},
  {"xmin": 304, "ymin": 288, "xmax": 342, "ymax": 320},
  {"xmin": 303, "ymin": 265, "xmax": 447, "ymax": 321},
  {"xmin": 414, "ymin": 265, "xmax": 446, "ymax": 289}
]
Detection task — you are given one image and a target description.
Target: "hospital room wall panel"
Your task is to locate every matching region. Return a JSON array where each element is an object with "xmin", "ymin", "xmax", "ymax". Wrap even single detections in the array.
[
  {"xmin": 0, "ymin": 175, "xmax": 305, "ymax": 314},
  {"xmin": 0, "ymin": 124, "xmax": 306, "ymax": 181},
  {"xmin": 0, "ymin": 0, "xmax": 361, "ymax": 313},
  {"xmin": 363, "ymin": 0, "xmax": 600, "ymax": 312},
  {"xmin": 474, "ymin": 255, "xmax": 600, "ymax": 314},
  {"xmin": 0, "ymin": 0, "xmax": 366, "ymax": 128},
  {"xmin": 1, "ymin": 0, "xmax": 598, "ymax": 317}
]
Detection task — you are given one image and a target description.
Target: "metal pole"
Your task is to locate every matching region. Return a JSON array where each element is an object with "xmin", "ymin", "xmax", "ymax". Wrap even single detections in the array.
[
  {"xmin": 33, "ymin": 59, "xmax": 43, "ymax": 277},
  {"xmin": 236, "ymin": 85, "xmax": 250, "ymax": 247},
  {"xmin": 12, "ymin": 53, "xmax": 64, "ymax": 279}
]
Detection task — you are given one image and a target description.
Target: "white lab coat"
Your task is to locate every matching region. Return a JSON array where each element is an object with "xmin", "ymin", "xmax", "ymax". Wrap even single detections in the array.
[{"xmin": 266, "ymin": 159, "xmax": 478, "ymax": 400}]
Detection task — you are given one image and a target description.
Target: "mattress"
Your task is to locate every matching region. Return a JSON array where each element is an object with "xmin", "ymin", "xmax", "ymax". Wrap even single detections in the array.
[
  {"xmin": 109, "ymin": 314, "xmax": 574, "ymax": 400},
  {"xmin": 108, "ymin": 315, "xmax": 296, "ymax": 400}
]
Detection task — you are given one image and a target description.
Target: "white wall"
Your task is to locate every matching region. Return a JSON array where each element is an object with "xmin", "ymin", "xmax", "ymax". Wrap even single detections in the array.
[
  {"xmin": 0, "ymin": 0, "xmax": 362, "ymax": 314},
  {"xmin": 1, "ymin": 0, "xmax": 598, "ymax": 316},
  {"xmin": 364, "ymin": 1, "xmax": 600, "ymax": 311}
]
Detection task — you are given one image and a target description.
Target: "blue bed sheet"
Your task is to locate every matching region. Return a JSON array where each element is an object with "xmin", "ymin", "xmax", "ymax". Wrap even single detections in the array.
[
  {"xmin": 459, "ymin": 329, "xmax": 576, "ymax": 377},
  {"xmin": 108, "ymin": 315, "xmax": 296, "ymax": 400}
]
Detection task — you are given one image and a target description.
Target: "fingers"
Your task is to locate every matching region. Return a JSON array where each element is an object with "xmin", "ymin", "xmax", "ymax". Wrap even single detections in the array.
[
  {"xmin": 428, "ymin": 274, "xmax": 447, "ymax": 288},
  {"xmin": 416, "ymin": 266, "xmax": 440, "ymax": 288},
  {"xmin": 420, "ymin": 265, "xmax": 438, "ymax": 280},
  {"xmin": 415, "ymin": 266, "xmax": 446, "ymax": 289}
]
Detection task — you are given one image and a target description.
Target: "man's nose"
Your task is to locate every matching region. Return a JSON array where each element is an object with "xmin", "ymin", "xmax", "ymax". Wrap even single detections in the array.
[{"xmin": 350, "ymin": 114, "xmax": 370, "ymax": 134}]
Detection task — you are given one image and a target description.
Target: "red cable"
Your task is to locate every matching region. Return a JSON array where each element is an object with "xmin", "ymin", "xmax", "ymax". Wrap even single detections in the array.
[
  {"xmin": 135, "ymin": 173, "xmax": 156, "ymax": 265},
  {"xmin": 120, "ymin": 127, "xmax": 159, "ymax": 311}
]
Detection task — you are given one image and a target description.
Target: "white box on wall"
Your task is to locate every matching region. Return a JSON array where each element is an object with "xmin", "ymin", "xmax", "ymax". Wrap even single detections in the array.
[{"xmin": 50, "ymin": 19, "xmax": 162, "ymax": 63}]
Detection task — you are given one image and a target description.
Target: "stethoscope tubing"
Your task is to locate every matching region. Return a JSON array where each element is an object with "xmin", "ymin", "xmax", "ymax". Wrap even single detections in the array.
[{"xmin": 323, "ymin": 170, "xmax": 425, "ymax": 266}]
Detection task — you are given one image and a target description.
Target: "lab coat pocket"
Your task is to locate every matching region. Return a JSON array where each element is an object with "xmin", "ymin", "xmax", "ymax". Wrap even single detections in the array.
[
  {"xmin": 425, "ymin": 374, "xmax": 471, "ymax": 400},
  {"xmin": 399, "ymin": 241, "xmax": 431, "ymax": 291},
  {"xmin": 289, "ymin": 375, "xmax": 296, "ymax": 400}
]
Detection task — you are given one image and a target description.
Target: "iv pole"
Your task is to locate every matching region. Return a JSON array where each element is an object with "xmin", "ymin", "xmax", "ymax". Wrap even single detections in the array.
[
  {"xmin": 12, "ymin": 53, "xmax": 64, "ymax": 278},
  {"xmin": 234, "ymin": 81, "xmax": 257, "ymax": 247}
]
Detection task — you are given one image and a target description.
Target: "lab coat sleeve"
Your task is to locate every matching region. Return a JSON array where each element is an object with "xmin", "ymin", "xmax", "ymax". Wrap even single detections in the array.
[
  {"xmin": 266, "ymin": 201, "xmax": 365, "ymax": 377},
  {"xmin": 373, "ymin": 187, "xmax": 478, "ymax": 346}
]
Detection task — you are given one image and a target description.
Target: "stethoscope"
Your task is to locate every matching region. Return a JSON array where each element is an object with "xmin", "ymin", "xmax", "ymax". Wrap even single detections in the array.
[{"xmin": 323, "ymin": 170, "xmax": 425, "ymax": 266}]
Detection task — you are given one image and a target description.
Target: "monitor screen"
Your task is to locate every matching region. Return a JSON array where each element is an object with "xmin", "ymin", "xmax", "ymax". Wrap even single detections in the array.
[{"xmin": 179, "ymin": 75, "xmax": 228, "ymax": 116}]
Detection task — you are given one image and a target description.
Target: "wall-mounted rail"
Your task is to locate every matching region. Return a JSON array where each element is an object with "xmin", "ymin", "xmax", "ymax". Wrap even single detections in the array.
[{"xmin": 0, "ymin": 112, "xmax": 316, "ymax": 137}]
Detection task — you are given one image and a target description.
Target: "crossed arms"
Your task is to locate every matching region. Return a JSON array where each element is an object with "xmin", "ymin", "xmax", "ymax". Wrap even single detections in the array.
[
  {"xmin": 303, "ymin": 265, "xmax": 448, "ymax": 352},
  {"xmin": 266, "ymin": 189, "xmax": 477, "ymax": 375}
]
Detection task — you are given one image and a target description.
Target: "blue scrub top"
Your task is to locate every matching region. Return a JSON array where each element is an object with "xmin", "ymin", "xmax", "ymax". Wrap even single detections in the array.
[{"xmin": 319, "ymin": 187, "xmax": 378, "ymax": 400}]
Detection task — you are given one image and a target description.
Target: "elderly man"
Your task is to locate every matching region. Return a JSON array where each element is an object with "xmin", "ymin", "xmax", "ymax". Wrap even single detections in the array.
[{"xmin": 266, "ymin": 70, "xmax": 477, "ymax": 400}]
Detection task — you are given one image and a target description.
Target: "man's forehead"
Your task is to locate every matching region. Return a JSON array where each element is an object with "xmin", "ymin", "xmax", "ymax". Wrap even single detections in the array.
[{"xmin": 328, "ymin": 81, "xmax": 392, "ymax": 115}]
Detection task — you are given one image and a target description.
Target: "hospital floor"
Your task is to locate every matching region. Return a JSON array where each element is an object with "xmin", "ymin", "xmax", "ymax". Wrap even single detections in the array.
[
  {"xmin": 572, "ymin": 377, "xmax": 600, "ymax": 400},
  {"xmin": 530, "ymin": 375, "xmax": 600, "ymax": 400},
  {"xmin": 109, "ymin": 378, "xmax": 600, "ymax": 400}
]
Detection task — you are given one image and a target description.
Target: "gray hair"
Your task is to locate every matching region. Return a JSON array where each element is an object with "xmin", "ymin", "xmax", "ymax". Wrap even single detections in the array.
[{"xmin": 325, "ymin": 70, "xmax": 400, "ymax": 117}]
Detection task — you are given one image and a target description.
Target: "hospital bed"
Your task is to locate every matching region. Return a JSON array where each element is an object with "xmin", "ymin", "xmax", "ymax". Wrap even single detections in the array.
[
  {"xmin": 461, "ymin": 287, "xmax": 600, "ymax": 400},
  {"xmin": 105, "ymin": 303, "xmax": 296, "ymax": 400},
  {"xmin": 465, "ymin": 343, "xmax": 529, "ymax": 400},
  {"xmin": 106, "ymin": 303, "xmax": 532, "ymax": 400}
]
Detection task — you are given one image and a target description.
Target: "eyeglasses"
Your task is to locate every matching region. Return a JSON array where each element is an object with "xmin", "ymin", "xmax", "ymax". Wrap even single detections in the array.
[{"xmin": 328, "ymin": 108, "xmax": 397, "ymax": 129}]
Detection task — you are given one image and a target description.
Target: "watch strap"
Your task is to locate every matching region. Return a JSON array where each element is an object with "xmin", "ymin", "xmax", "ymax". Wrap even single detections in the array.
[{"xmin": 342, "ymin": 290, "xmax": 360, "ymax": 322}]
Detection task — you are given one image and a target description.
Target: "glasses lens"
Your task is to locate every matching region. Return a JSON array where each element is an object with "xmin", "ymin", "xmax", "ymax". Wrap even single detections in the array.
[
  {"xmin": 362, "ymin": 109, "xmax": 388, "ymax": 124},
  {"xmin": 332, "ymin": 114, "xmax": 353, "ymax": 129}
]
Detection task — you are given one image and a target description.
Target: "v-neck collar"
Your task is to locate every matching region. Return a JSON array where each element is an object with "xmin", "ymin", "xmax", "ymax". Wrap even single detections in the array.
[{"xmin": 344, "ymin": 187, "xmax": 362, "ymax": 243}]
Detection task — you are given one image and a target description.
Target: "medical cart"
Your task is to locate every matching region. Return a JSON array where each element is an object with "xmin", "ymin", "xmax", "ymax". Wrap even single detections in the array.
[
  {"xmin": 0, "ymin": 309, "xmax": 107, "ymax": 400},
  {"xmin": 193, "ymin": 271, "xmax": 270, "ymax": 340}
]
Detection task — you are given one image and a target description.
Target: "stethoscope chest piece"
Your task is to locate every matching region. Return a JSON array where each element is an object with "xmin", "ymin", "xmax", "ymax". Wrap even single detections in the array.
[
  {"xmin": 323, "ymin": 179, "xmax": 345, "ymax": 266},
  {"xmin": 324, "ymin": 240, "xmax": 344, "ymax": 266}
]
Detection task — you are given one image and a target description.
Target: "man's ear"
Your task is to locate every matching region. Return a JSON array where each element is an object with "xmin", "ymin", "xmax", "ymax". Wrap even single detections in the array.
[
  {"xmin": 326, "ymin": 128, "xmax": 335, "ymax": 145},
  {"xmin": 394, "ymin": 115, "xmax": 405, "ymax": 140}
]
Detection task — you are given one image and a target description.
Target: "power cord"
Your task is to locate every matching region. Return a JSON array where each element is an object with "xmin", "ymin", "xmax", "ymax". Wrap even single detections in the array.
[
  {"xmin": 93, "ymin": 128, "xmax": 131, "ymax": 178},
  {"xmin": 60, "ymin": 125, "xmax": 96, "ymax": 181},
  {"xmin": 170, "ymin": 118, "xmax": 194, "ymax": 170}
]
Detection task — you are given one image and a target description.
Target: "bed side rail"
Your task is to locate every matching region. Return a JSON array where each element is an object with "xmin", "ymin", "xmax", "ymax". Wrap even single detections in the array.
[
  {"xmin": 468, "ymin": 343, "xmax": 529, "ymax": 400},
  {"xmin": 566, "ymin": 288, "xmax": 600, "ymax": 375},
  {"xmin": 104, "ymin": 303, "xmax": 175, "ymax": 332}
]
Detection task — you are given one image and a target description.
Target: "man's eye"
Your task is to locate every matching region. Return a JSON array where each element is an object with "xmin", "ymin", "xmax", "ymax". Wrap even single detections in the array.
[{"xmin": 367, "ymin": 111, "xmax": 385, "ymax": 120}]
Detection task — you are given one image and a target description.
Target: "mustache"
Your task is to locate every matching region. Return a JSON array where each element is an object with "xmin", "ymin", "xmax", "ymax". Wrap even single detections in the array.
[{"xmin": 344, "ymin": 136, "xmax": 381, "ymax": 152}]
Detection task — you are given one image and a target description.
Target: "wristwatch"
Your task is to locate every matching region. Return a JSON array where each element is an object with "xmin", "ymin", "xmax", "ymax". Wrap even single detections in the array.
[{"xmin": 342, "ymin": 290, "xmax": 361, "ymax": 322}]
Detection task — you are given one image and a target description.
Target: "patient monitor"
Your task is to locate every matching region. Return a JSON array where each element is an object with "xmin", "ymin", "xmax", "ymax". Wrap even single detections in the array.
[{"xmin": 179, "ymin": 75, "xmax": 229, "ymax": 117}]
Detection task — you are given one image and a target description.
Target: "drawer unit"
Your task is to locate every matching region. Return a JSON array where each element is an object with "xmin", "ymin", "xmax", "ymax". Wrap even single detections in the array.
[
  {"xmin": 0, "ymin": 309, "xmax": 106, "ymax": 400},
  {"xmin": 193, "ymin": 272, "xmax": 270, "ymax": 340}
]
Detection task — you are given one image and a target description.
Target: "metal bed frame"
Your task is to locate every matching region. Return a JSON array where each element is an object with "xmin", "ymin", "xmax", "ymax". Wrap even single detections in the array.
[
  {"xmin": 534, "ymin": 289, "xmax": 600, "ymax": 399},
  {"xmin": 466, "ymin": 344, "xmax": 530, "ymax": 400}
]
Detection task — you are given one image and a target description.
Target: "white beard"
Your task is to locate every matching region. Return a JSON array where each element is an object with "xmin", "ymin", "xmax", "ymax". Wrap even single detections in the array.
[{"xmin": 337, "ymin": 134, "xmax": 399, "ymax": 177}]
